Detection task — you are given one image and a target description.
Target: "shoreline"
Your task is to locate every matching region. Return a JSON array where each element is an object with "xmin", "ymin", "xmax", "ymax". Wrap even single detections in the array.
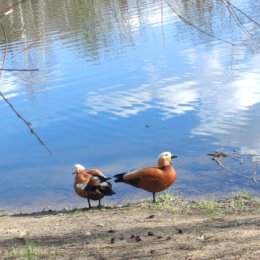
[
  {"xmin": 1, "ymin": 189, "xmax": 260, "ymax": 216},
  {"xmin": 0, "ymin": 192, "xmax": 259, "ymax": 259}
]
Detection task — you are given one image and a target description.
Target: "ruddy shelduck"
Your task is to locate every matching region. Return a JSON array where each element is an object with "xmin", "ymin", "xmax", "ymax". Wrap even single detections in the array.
[
  {"xmin": 114, "ymin": 152, "xmax": 177, "ymax": 203},
  {"xmin": 73, "ymin": 164, "xmax": 115, "ymax": 208}
]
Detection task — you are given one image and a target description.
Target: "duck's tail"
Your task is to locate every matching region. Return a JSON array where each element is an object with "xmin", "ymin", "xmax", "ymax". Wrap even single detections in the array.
[
  {"xmin": 98, "ymin": 182, "xmax": 116, "ymax": 196},
  {"xmin": 114, "ymin": 172, "xmax": 128, "ymax": 183}
]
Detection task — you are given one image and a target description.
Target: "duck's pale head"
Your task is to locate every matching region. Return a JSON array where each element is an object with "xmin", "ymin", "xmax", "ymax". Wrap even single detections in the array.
[
  {"xmin": 157, "ymin": 151, "xmax": 177, "ymax": 167},
  {"xmin": 73, "ymin": 164, "xmax": 85, "ymax": 174}
]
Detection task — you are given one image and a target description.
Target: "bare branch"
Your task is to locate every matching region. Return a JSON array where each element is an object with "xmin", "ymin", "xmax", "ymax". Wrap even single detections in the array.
[
  {"xmin": 225, "ymin": 0, "xmax": 260, "ymax": 28},
  {"xmin": 0, "ymin": 68, "xmax": 39, "ymax": 71},
  {"xmin": 208, "ymin": 151, "xmax": 259, "ymax": 184},
  {"xmin": 0, "ymin": 22, "xmax": 53, "ymax": 156},
  {"xmin": 163, "ymin": 0, "xmax": 236, "ymax": 46},
  {"xmin": 222, "ymin": 0, "xmax": 252, "ymax": 35}
]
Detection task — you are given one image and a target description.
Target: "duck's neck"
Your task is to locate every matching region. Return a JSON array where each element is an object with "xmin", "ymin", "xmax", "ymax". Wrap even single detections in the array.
[{"xmin": 158, "ymin": 163, "xmax": 172, "ymax": 169}]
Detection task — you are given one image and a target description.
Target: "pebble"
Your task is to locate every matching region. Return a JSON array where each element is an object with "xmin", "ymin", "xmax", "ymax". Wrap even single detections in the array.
[
  {"xmin": 135, "ymin": 235, "xmax": 142, "ymax": 242},
  {"xmin": 197, "ymin": 235, "xmax": 205, "ymax": 241},
  {"xmin": 177, "ymin": 228, "xmax": 183, "ymax": 234},
  {"xmin": 146, "ymin": 215, "xmax": 155, "ymax": 219},
  {"xmin": 148, "ymin": 231, "xmax": 154, "ymax": 236}
]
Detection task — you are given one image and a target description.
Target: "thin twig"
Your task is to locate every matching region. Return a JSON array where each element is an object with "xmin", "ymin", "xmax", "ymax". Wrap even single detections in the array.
[
  {"xmin": 160, "ymin": 0, "xmax": 166, "ymax": 48},
  {"xmin": 0, "ymin": 68, "xmax": 39, "ymax": 71},
  {"xmin": 208, "ymin": 151, "xmax": 259, "ymax": 184},
  {"xmin": 163, "ymin": 0, "xmax": 236, "ymax": 46},
  {"xmin": 225, "ymin": 0, "xmax": 260, "ymax": 28},
  {"xmin": 0, "ymin": 23, "xmax": 53, "ymax": 156},
  {"xmin": 222, "ymin": 0, "xmax": 252, "ymax": 35}
]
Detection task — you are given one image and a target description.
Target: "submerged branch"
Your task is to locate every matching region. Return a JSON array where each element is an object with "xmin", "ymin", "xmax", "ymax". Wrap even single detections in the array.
[
  {"xmin": 163, "ymin": 0, "xmax": 236, "ymax": 46},
  {"xmin": 224, "ymin": 0, "xmax": 260, "ymax": 28},
  {"xmin": 0, "ymin": 68, "xmax": 39, "ymax": 71},
  {"xmin": 222, "ymin": 0, "xmax": 252, "ymax": 36},
  {"xmin": 208, "ymin": 151, "xmax": 259, "ymax": 184},
  {"xmin": 0, "ymin": 22, "xmax": 53, "ymax": 156}
]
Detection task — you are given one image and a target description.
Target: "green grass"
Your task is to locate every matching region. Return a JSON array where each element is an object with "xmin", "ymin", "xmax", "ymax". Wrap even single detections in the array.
[
  {"xmin": 138, "ymin": 191, "xmax": 260, "ymax": 219},
  {"xmin": 195, "ymin": 199, "xmax": 223, "ymax": 219},
  {"xmin": 7, "ymin": 240, "xmax": 41, "ymax": 260},
  {"xmin": 24, "ymin": 240, "xmax": 39, "ymax": 260}
]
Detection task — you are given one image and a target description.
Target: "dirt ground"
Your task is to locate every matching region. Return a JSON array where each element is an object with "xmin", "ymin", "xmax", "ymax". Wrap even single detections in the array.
[{"xmin": 0, "ymin": 194, "xmax": 259, "ymax": 260}]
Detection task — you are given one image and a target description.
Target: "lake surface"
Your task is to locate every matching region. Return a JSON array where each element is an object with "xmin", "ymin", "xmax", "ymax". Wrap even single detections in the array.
[{"xmin": 0, "ymin": 0, "xmax": 259, "ymax": 212}]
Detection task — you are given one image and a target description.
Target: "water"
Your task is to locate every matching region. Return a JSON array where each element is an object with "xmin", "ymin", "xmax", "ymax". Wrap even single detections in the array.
[{"xmin": 0, "ymin": 0, "xmax": 259, "ymax": 212}]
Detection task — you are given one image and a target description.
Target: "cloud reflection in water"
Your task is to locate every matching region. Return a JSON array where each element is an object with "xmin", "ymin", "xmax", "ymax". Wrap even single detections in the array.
[{"xmin": 85, "ymin": 78, "xmax": 198, "ymax": 119}]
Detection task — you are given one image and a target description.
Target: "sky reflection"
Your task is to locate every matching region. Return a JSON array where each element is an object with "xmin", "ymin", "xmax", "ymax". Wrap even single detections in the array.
[{"xmin": 85, "ymin": 79, "xmax": 198, "ymax": 119}]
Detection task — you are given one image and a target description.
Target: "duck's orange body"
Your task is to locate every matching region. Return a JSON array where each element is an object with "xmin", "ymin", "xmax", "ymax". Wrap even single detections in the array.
[
  {"xmin": 114, "ymin": 152, "xmax": 177, "ymax": 203},
  {"xmin": 123, "ymin": 165, "xmax": 176, "ymax": 193},
  {"xmin": 73, "ymin": 165, "xmax": 115, "ymax": 208},
  {"xmin": 74, "ymin": 169, "xmax": 104, "ymax": 201}
]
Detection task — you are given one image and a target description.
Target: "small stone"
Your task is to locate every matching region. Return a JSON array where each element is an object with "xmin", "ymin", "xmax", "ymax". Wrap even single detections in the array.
[
  {"xmin": 166, "ymin": 236, "xmax": 172, "ymax": 240},
  {"xmin": 146, "ymin": 215, "xmax": 155, "ymax": 219},
  {"xmin": 110, "ymin": 238, "xmax": 115, "ymax": 243},
  {"xmin": 130, "ymin": 234, "xmax": 136, "ymax": 239},
  {"xmin": 108, "ymin": 229, "xmax": 115, "ymax": 233},
  {"xmin": 157, "ymin": 235, "xmax": 163, "ymax": 239},
  {"xmin": 148, "ymin": 231, "xmax": 154, "ymax": 236},
  {"xmin": 197, "ymin": 235, "xmax": 205, "ymax": 241},
  {"xmin": 150, "ymin": 250, "xmax": 155, "ymax": 254},
  {"xmin": 177, "ymin": 228, "xmax": 183, "ymax": 234},
  {"xmin": 85, "ymin": 232, "xmax": 91, "ymax": 236},
  {"xmin": 135, "ymin": 235, "xmax": 142, "ymax": 242}
]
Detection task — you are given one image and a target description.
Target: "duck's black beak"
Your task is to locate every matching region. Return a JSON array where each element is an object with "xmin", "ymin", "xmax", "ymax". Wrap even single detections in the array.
[
  {"xmin": 171, "ymin": 155, "xmax": 178, "ymax": 159},
  {"xmin": 72, "ymin": 172, "xmax": 76, "ymax": 174}
]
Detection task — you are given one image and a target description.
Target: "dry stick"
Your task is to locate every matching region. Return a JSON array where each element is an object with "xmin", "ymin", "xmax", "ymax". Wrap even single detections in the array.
[
  {"xmin": 219, "ymin": 151, "xmax": 241, "ymax": 162},
  {"xmin": 222, "ymin": 0, "xmax": 252, "ymax": 35},
  {"xmin": 0, "ymin": 23, "xmax": 53, "ymax": 156},
  {"xmin": 210, "ymin": 153, "xmax": 259, "ymax": 184},
  {"xmin": 0, "ymin": 68, "xmax": 39, "ymax": 71},
  {"xmin": 212, "ymin": 157, "xmax": 259, "ymax": 184},
  {"xmin": 163, "ymin": 0, "xmax": 236, "ymax": 46},
  {"xmin": 225, "ymin": 0, "xmax": 260, "ymax": 28}
]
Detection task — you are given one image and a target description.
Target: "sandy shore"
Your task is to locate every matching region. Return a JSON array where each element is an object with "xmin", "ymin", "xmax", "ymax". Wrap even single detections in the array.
[{"xmin": 0, "ymin": 193, "xmax": 259, "ymax": 260}]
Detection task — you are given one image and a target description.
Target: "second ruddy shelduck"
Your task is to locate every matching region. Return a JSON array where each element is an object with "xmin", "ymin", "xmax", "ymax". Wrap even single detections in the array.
[
  {"xmin": 114, "ymin": 152, "xmax": 177, "ymax": 203},
  {"xmin": 73, "ymin": 164, "xmax": 115, "ymax": 208}
]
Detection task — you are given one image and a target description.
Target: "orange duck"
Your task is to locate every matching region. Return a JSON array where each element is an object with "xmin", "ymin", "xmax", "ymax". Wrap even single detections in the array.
[
  {"xmin": 114, "ymin": 152, "xmax": 177, "ymax": 203},
  {"xmin": 73, "ymin": 164, "xmax": 115, "ymax": 208}
]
